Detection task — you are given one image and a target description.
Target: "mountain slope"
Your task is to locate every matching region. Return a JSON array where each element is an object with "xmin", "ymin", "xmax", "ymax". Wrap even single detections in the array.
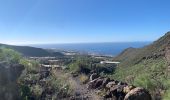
[
  {"xmin": 114, "ymin": 31, "xmax": 170, "ymax": 67},
  {"xmin": 0, "ymin": 44, "xmax": 64, "ymax": 57},
  {"xmin": 112, "ymin": 32, "xmax": 170, "ymax": 99}
]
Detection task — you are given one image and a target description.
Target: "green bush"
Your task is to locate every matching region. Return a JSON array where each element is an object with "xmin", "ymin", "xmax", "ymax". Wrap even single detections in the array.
[
  {"xmin": 19, "ymin": 59, "xmax": 39, "ymax": 73},
  {"xmin": 0, "ymin": 48, "xmax": 21, "ymax": 64},
  {"xmin": 48, "ymin": 76, "xmax": 72, "ymax": 98},
  {"xmin": 111, "ymin": 58, "xmax": 170, "ymax": 99},
  {"xmin": 133, "ymin": 74, "xmax": 156, "ymax": 90},
  {"xmin": 67, "ymin": 56, "xmax": 102, "ymax": 74},
  {"xmin": 68, "ymin": 63, "xmax": 80, "ymax": 73},
  {"xmin": 19, "ymin": 85, "xmax": 31, "ymax": 100},
  {"xmin": 163, "ymin": 89, "xmax": 170, "ymax": 100},
  {"xmin": 31, "ymin": 85, "xmax": 43, "ymax": 99}
]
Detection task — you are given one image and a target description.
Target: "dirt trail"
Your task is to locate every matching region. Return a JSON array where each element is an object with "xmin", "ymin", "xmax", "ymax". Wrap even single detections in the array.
[
  {"xmin": 53, "ymin": 70, "xmax": 102, "ymax": 100},
  {"xmin": 69, "ymin": 76, "xmax": 101, "ymax": 100}
]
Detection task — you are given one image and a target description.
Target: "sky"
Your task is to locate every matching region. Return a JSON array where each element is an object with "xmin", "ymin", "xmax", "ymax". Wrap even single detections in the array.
[{"xmin": 0, "ymin": 0, "xmax": 170, "ymax": 44}]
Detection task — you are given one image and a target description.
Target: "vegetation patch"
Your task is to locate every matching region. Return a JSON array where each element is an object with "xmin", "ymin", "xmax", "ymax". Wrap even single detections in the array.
[
  {"xmin": 79, "ymin": 74, "xmax": 89, "ymax": 84},
  {"xmin": 111, "ymin": 58, "xmax": 170, "ymax": 99}
]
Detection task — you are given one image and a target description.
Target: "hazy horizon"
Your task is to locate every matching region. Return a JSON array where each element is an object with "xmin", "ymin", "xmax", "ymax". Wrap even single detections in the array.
[
  {"xmin": 27, "ymin": 42, "xmax": 151, "ymax": 56},
  {"xmin": 13, "ymin": 41, "xmax": 151, "ymax": 45}
]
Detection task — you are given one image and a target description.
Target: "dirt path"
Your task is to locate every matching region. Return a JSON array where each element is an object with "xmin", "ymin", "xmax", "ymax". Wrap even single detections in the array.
[
  {"xmin": 53, "ymin": 70, "xmax": 102, "ymax": 100},
  {"xmin": 69, "ymin": 76, "xmax": 101, "ymax": 100}
]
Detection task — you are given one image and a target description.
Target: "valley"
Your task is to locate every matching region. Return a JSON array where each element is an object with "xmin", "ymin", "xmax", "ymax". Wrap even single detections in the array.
[{"xmin": 1, "ymin": 32, "xmax": 170, "ymax": 100}]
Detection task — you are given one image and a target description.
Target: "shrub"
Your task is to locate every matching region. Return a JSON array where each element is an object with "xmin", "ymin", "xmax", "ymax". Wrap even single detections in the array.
[
  {"xmin": 133, "ymin": 74, "xmax": 156, "ymax": 90},
  {"xmin": 68, "ymin": 63, "xmax": 80, "ymax": 73},
  {"xmin": 19, "ymin": 85, "xmax": 31, "ymax": 100},
  {"xmin": 0, "ymin": 48, "xmax": 21, "ymax": 64},
  {"xmin": 31, "ymin": 85, "xmax": 43, "ymax": 99},
  {"xmin": 79, "ymin": 74, "xmax": 89, "ymax": 84},
  {"xmin": 163, "ymin": 89, "xmax": 170, "ymax": 100},
  {"xmin": 112, "ymin": 58, "xmax": 170, "ymax": 99},
  {"xmin": 68, "ymin": 56, "xmax": 100, "ymax": 74},
  {"xmin": 19, "ymin": 59, "xmax": 39, "ymax": 73},
  {"xmin": 48, "ymin": 75, "xmax": 72, "ymax": 98}
]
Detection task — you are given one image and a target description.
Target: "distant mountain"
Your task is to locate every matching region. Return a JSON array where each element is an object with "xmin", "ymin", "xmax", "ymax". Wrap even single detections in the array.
[{"xmin": 0, "ymin": 44, "xmax": 64, "ymax": 57}]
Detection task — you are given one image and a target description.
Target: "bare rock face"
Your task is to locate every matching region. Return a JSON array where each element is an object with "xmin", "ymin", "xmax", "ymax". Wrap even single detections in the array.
[{"xmin": 124, "ymin": 87, "xmax": 152, "ymax": 100}]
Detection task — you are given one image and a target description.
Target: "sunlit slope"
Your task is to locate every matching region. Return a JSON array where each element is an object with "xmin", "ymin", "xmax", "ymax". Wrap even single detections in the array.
[
  {"xmin": 114, "ymin": 31, "xmax": 170, "ymax": 67},
  {"xmin": 0, "ymin": 43, "xmax": 64, "ymax": 57}
]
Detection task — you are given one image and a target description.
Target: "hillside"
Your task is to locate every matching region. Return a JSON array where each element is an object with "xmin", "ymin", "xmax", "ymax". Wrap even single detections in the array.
[
  {"xmin": 0, "ymin": 44, "xmax": 64, "ymax": 57},
  {"xmin": 114, "ymin": 31, "xmax": 170, "ymax": 67},
  {"xmin": 112, "ymin": 32, "xmax": 170, "ymax": 99}
]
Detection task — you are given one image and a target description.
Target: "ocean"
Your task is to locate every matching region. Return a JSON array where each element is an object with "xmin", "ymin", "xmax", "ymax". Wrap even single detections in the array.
[{"xmin": 30, "ymin": 42, "xmax": 151, "ymax": 56}]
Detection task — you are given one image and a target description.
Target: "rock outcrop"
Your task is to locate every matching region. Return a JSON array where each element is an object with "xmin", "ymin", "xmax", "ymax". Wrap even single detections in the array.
[
  {"xmin": 87, "ymin": 73, "xmax": 152, "ymax": 100},
  {"xmin": 90, "ymin": 73, "xmax": 99, "ymax": 81},
  {"xmin": 0, "ymin": 64, "xmax": 25, "ymax": 100},
  {"xmin": 124, "ymin": 87, "xmax": 152, "ymax": 100}
]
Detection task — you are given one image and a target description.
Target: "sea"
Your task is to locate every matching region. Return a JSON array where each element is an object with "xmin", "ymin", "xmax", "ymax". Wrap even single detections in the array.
[{"xmin": 30, "ymin": 42, "xmax": 151, "ymax": 56}]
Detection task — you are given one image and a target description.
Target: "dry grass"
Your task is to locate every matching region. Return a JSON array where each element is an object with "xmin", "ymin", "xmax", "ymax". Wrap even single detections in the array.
[{"xmin": 79, "ymin": 74, "xmax": 89, "ymax": 84}]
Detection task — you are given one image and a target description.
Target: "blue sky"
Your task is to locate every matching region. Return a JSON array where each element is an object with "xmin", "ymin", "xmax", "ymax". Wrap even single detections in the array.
[{"xmin": 0, "ymin": 0, "xmax": 170, "ymax": 44}]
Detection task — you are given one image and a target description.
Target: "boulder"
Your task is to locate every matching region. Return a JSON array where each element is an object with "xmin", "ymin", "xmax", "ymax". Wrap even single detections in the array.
[
  {"xmin": 101, "ymin": 78, "xmax": 111, "ymax": 88},
  {"xmin": 106, "ymin": 81, "xmax": 117, "ymax": 89},
  {"xmin": 124, "ymin": 87, "xmax": 152, "ymax": 100},
  {"xmin": 90, "ymin": 73, "xmax": 99, "ymax": 81},
  {"xmin": 105, "ymin": 85, "xmax": 126, "ymax": 100},
  {"xmin": 104, "ymin": 91, "xmax": 117, "ymax": 100},
  {"xmin": 94, "ymin": 78, "xmax": 104, "ymax": 89},
  {"xmin": 123, "ymin": 85, "xmax": 135, "ymax": 94},
  {"xmin": 87, "ymin": 78, "xmax": 99, "ymax": 89},
  {"xmin": 116, "ymin": 85, "xmax": 126, "ymax": 93},
  {"xmin": 110, "ymin": 85, "xmax": 120, "ymax": 93},
  {"xmin": 88, "ymin": 77, "xmax": 104, "ymax": 89},
  {"xmin": 118, "ymin": 81, "xmax": 128, "ymax": 86}
]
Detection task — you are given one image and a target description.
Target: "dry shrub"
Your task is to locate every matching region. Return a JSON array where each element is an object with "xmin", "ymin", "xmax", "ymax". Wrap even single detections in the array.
[{"xmin": 79, "ymin": 74, "xmax": 89, "ymax": 84}]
